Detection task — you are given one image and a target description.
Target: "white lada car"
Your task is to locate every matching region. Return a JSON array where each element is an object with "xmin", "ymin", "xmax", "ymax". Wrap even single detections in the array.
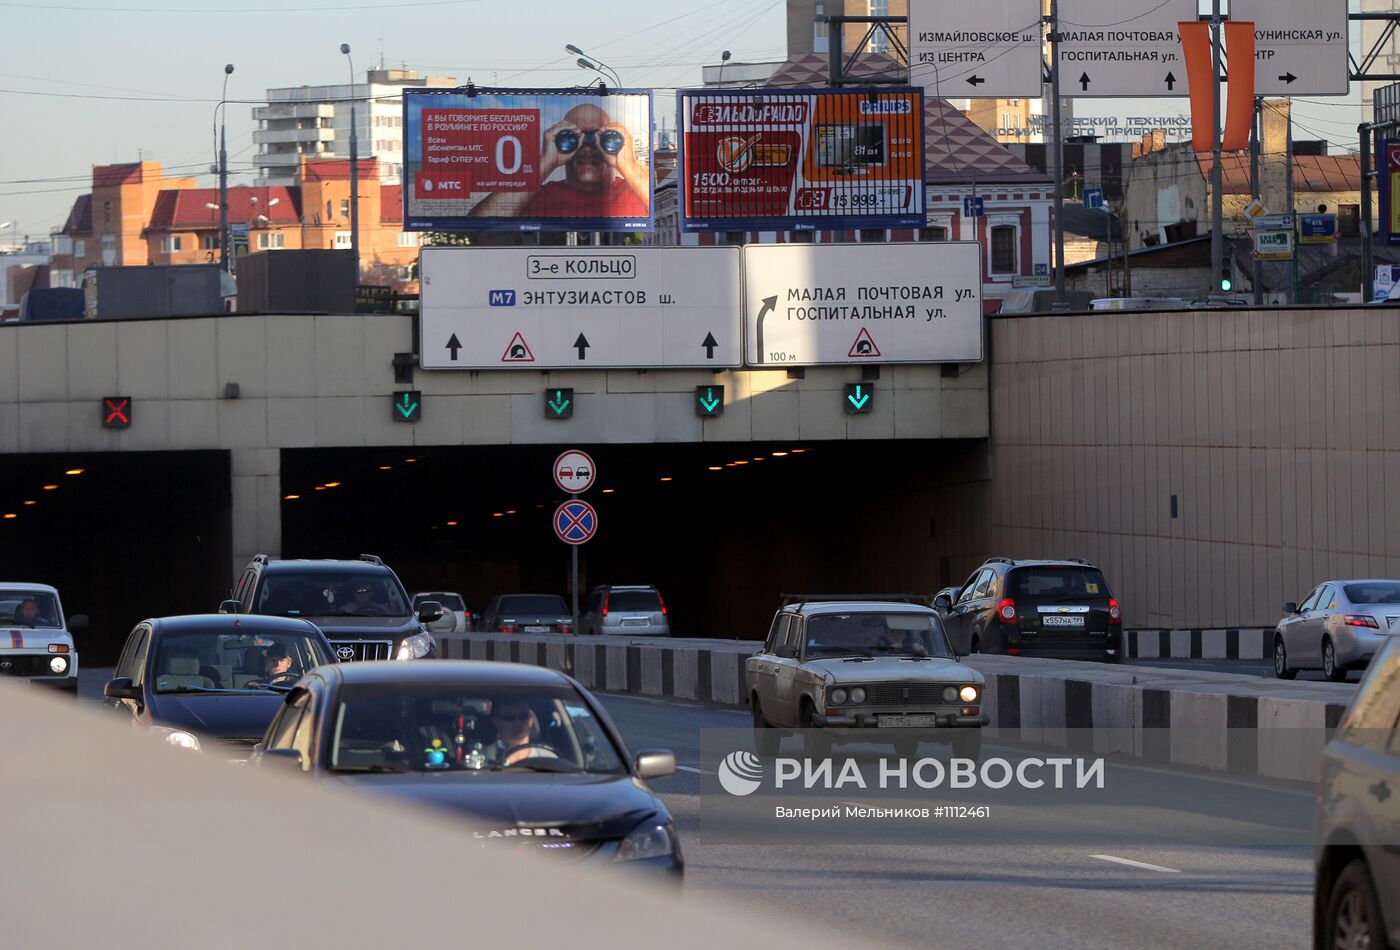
[
  {"xmin": 746, "ymin": 598, "xmax": 986, "ymax": 759},
  {"xmin": 0, "ymin": 583, "xmax": 86, "ymax": 693}
]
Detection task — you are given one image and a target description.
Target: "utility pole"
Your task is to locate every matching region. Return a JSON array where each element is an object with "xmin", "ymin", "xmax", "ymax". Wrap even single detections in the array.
[
  {"xmin": 1208, "ymin": 0, "xmax": 1225, "ymax": 304},
  {"xmin": 1361, "ymin": 123, "xmax": 1374, "ymax": 302},
  {"xmin": 1284, "ymin": 98, "xmax": 1294, "ymax": 304},
  {"xmin": 1049, "ymin": 0, "xmax": 1068, "ymax": 310},
  {"xmin": 341, "ymin": 44, "xmax": 360, "ymax": 293},
  {"xmin": 1250, "ymin": 97, "xmax": 1262, "ymax": 305},
  {"xmin": 218, "ymin": 64, "xmax": 234, "ymax": 273}
]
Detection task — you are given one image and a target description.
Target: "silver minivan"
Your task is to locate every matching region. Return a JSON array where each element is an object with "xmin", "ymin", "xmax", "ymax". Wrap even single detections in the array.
[{"xmin": 580, "ymin": 586, "xmax": 669, "ymax": 637}]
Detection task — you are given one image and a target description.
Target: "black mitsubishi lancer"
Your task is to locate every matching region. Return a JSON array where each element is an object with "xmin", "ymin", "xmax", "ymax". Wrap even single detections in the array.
[{"xmin": 250, "ymin": 660, "xmax": 683, "ymax": 877}]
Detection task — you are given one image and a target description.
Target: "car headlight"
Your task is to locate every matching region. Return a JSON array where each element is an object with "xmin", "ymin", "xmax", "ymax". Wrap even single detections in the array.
[
  {"xmin": 942, "ymin": 686, "xmax": 959, "ymax": 703},
  {"xmin": 849, "ymin": 687, "xmax": 866, "ymax": 705},
  {"xmin": 396, "ymin": 633, "xmax": 432, "ymax": 660},
  {"xmin": 49, "ymin": 656, "xmax": 68, "ymax": 674},
  {"xmin": 615, "ymin": 821, "xmax": 679, "ymax": 862},
  {"xmin": 959, "ymin": 685, "xmax": 979, "ymax": 704},
  {"xmin": 829, "ymin": 688, "xmax": 848, "ymax": 706},
  {"xmin": 149, "ymin": 726, "xmax": 201, "ymax": 752}
]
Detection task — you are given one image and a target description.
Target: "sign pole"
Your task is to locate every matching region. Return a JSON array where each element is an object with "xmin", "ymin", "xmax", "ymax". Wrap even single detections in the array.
[
  {"xmin": 1049, "ymin": 0, "xmax": 1068, "ymax": 311},
  {"xmin": 1251, "ymin": 98, "xmax": 1263, "ymax": 305},
  {"xmin": 1361, "ymin": 124, "xmax": 1373, "ymax": 302},
  {"xmin": 571, "ymin": 535, "xmax": 579, "ymax": 632},
  {"xmin": 1208, "ymin": 0, "xmax": 1225, "ymax": 305}
]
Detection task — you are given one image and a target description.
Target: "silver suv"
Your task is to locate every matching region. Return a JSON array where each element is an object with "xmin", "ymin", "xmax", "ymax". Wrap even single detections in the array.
[
  {"xmin": 1313, "ymin": 634, "xmax": 1400, "ymax": 947},
  {"xmin": 579, "ymin": 586, "xmax": 669, "ymax": 637}
]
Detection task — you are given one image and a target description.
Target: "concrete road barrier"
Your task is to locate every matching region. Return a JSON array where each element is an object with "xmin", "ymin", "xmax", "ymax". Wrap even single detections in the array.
[
  {"xmin": 1126, "ymin": 628, "xmax": 1273, "ymax": 660},
  {"xmin": 440, "ymin": 633, "xmax": 1352, "ymax": 782}
]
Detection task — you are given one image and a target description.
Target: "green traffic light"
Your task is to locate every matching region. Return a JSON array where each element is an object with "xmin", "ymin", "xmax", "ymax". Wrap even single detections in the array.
[{"xmin": 1221, "ymin": 278, "xmax": 1233, "ymax": 292}]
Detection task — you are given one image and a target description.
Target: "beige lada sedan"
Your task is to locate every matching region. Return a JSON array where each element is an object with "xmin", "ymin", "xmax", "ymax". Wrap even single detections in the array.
[{"xmin": 746, "ymin": 598, "xmax": 986, "ymax": 759}]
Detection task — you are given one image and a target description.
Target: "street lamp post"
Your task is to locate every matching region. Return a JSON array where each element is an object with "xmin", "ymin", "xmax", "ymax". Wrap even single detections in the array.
[
  {"xmin": 217, "ymin": 64, "xmax": 234, "ymax": 272},
  {"xmin": 565, "ymin": 43, "xmax": 621, "ymax": 87},
  {"xmin": 341, "ymin": 43, "xmax": 360, "ymax": 291}
]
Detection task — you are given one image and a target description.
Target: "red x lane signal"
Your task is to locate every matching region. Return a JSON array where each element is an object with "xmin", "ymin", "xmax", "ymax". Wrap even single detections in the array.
[{"xmin": 102, "ymin": 397, "xmax": 131, "ymax": 429}]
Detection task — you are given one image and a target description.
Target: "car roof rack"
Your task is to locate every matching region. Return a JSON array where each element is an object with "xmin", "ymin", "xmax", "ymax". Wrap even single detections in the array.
[
  {"xmin": 779, "ymin": 593, "xmax": 935, "ymax": 608},
  {"xmin": 251, "ymin": 554, "xmax": 270, "ymax": 565},
  {"xmin": 359, "ymin": 554, "xmax": 384, "ymax": 566},
  {"xmin": 1065, "ymin": 558, "xmax": 1094, "ymax": 566},
  {"xmin": 982, "ymin": 557, "xmax": 1016, "ymax": 566}
]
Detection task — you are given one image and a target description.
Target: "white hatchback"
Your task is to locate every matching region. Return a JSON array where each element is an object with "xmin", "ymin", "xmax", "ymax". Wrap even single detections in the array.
[{"xmin": 0, "ymin": 582, "xmax": 86, "ymax": 692}]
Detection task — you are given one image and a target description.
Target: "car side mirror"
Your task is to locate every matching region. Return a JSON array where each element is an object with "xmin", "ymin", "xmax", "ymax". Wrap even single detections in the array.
[
  {"xmin": 1283, "ymin": 602, "xmax": 1298, "ymax": 615},
  {"xmin": 417, "ymin": 600, "xmax": 443, "ymax": 624},
  {"xmin": 933, "ymin": 593, "xmax": 953, "ymax": 610},
  {"xmin": 634, "ymin": 749, "xmax": 676, "ymax": 780},
  {"xmin": 775, "ymin": 644, "xmax": 799, "ymax": 659},
  {"xmin": 67, "ymin": 614, "xmax": 89, "ymax": 632},
  {"xmin": 104, "ymin": 677, "xmax": 139, "ymax": 702},
  {"xmin": 219, "ymin": 599, "xmax": 242, "ymax": 615},
  {"xmin": 259, "ymin": 748, "xmax": 305, "ymax": 773}
]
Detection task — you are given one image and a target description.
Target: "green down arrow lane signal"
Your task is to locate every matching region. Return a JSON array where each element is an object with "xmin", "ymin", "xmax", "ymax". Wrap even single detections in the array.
[
  {"xmin": 392, "ymin": 390, "xmax": 421, "ymax": 423},
  {"xmin": 844, "ymin": 383, "xmax": 873, "ymax": 415},
  {"xmin": 545, "ymin": 388, "xmax": 574, "ymax": 420},
  {"xmin": 695, "ymin": 385, "xmax": 724, "ymax": 417}
]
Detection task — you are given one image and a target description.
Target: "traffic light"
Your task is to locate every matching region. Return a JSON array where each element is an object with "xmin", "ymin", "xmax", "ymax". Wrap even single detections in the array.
[
  {"xmin": 545, "ymin": 388, "xmax": 574, "ymax": 420},
  {"xmin": 695, "ymin": 385, "xmax": 724, "ymax": 418},
  {"xmin": 1220, "ymin": 252, "xmax": 1233, "ymax": 293},
  {"xmin": 391, "ymin": 391, "xmax": 421, "ymax": 423},
  {"xmin": 844, "ymin": 383, "xmax": 874, "ymax": 415}
]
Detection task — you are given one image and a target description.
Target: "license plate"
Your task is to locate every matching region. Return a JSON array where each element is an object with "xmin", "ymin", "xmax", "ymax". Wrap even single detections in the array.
[
  {"xmin": 523, "ymin": 625, "xmax": 549, "ymax": 633},
  {"xmin": 1042, "ymin": 615, "xmax": 1085, "ymax": 627},
  {"xmin": 878, "ymin": 715, "xmax": 939, "ymax": 728},
  {"xmin": 622, "ymin": 619, "xmax": 649, "ymax": 626}
]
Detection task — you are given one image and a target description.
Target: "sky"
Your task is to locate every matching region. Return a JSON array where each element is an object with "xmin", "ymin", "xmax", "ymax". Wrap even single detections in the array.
[{"xmin": 0, "ymin": 0, "xmax": 1369, "ymax": 245}]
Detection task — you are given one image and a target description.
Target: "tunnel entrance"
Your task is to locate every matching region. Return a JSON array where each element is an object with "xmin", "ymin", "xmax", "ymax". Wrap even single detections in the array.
[
  {"xmin": 0, "ymin": 451, "xmax": 232, "ymax": 666},
  {"xmin": 281, "ymin": 440, "xmax": 989, "ymax": 640}
]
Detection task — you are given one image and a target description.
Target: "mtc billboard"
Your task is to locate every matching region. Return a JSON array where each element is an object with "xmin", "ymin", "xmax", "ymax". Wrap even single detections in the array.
[
  {"xmin": 677, "ymin": 87, "xmax": 926, "ymax": 233},
  {"xmin": 403, "ymin": 88, "xmax": 654, "ymax": 233}
]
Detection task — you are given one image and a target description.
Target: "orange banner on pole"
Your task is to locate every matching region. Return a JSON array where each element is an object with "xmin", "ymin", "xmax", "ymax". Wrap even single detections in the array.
[
  {"xmin": 1221, "ymin": 21, "xmax": 1255, "ymax": 151},
  {"xmin": 1179, "ymin": 21, "xmax": 1214, "ymax": 153}
]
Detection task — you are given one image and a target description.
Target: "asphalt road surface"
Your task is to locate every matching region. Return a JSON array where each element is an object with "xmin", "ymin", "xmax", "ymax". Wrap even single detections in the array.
[
  {"xmin": 72, "ymin": 668, "xmax": 1315, "ymax": 949},
  {"xmin": 1123, "ymin": 656, "xmax": 1362, "ymax": 681}
]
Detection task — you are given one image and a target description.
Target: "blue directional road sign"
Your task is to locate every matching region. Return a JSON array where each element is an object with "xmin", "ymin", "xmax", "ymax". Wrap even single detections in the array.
[
  {"xmin": 1083, "ymin": 188, "xmax": 1104, "ymax": 210},
  {"xmin": 553, "ymin": 500, "xmax": 598, "ymax": 546},
  {"xmin": 963, "ymin": 196, "xmax": 985, "ymax": 218}
]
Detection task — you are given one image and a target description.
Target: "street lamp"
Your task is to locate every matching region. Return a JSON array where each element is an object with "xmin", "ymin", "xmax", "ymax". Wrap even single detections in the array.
[
  {"xmin": 565, "ymin": 43, "xmax": 621, "ymax": 87},
  {"xmin": 214, "ymin": 64, "xmax": 234, "ymax": 272},
  {"xmin": 340, "ymin": 43, "xmax": 359, "ymax": 290},
  {"xmin": 719, "ymin": 49, "xmax": 731, "ymax": 86},
  {"xmin": 0, "ymin": 221, "xmax": 15, "ymax": 252}
]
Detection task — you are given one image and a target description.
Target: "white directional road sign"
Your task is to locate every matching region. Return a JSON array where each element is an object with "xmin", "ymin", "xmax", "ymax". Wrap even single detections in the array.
[
  {"xmin": 742, "ymin": 243, "xmax": 984, "ymax": 367},
  {"xmin": 419, "ymin": 246, "xmax": 742, "ymax": 370},
  {"xmin": 1231, "ymin": 0, "xmax": 1349, "ymax": 96},
  {"xmin": 908, "ymin": 0, "xmax": 1046, "ymax": 99},
  {"xmin": 1056, "ymin": 0, "xmax": 1197, "ymax": 98}
]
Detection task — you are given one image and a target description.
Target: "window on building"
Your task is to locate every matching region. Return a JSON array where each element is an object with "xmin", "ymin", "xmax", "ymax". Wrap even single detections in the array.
[
  {"xmin": 334, "ymin": 231, "xmax": 353, "ymax": 249},
  {"xmin": 919, "ymin": 226, "xmax": 949, "ymax": 242},
  {"xmin": 1338, "ymin": 204, "xmax": 1360, "ymax": 237},
  {"xmin": 869, "ymin": 0, "xmax": 889, "ymax": 51},
  {"xmin": 103, "ymin": 200, "xmax": 112, "ymax": 224},
  {"xmin": 53, "ymin": 235, "xmax": 72, "ymax": 256},
  {"xmin": 340, "ymin": 199, "xmax": 350, "ymax": 217},
  {"xmin": 258, "ymin": 232, "xmax": 286, "ymax": 250},
  {"xmin": 201, "ymin": 234, "xmax": 219, "ymax": 250},
  {"xmin": 74, "ymin": 240, "xmax": 86, "ymax": 258},
  {"xmin": 398, "ymin": 231, "xmax": 421, "ymax": 248},
  {"xmin": 327, "ymin": 200, "xmax": 334, "ymax": 220},
  {"xmin": 161, "ymin": 235, "xmax": 182, "ymax": 253},
  {"xmin": 813, "ymin": 2, "xmax": 828, "ymax": 54},
  {"xmin": 990, "ymin": 225, "xmax": 1018, "ymax": 274}
]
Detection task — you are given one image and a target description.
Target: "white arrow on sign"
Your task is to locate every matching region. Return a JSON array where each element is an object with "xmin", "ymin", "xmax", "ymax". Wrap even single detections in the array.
[
  {"xmin": 1230, "ymin": 0, "xmax": 1349, "ymax": 97},
  {"xmin": 908, "ymin": 0, "xmax": 1046, "ymax": 99},
  {"xmin": 1056, "ymin": 0, "xmax": 1197, "ymax": 98}
]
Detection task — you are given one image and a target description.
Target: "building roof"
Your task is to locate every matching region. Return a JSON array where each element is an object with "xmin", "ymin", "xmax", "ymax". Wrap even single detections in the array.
[
  {"xmin": 145, "ymin": 186, "xmax": 302, "ymax": 231},
  {"xmin": 301, "ymin": 158, "xmax": 381, "ymax": 182},
  {"xmin": 1066, "ymin": 234, "xmax": 1210, "ymax": 271},
  {"xmin": 768, "ymin": 53, "xmax": 1052, "ymax": 187},
  {"xmin": 1062, "ymin": 203, "xmax": 1121, "ymax": 240},
  {"xmin": 1193, "ymin": 152, "xmax": 1361, "ymax": 194},
  {"xmin": 61, "ymin": 194, "xmax": 92, "ymax": 235}
]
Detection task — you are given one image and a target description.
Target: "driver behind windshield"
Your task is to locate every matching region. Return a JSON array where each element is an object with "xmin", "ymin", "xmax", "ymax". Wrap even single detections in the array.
[
  {"xmin": 264, "ymin": 643, "xmax": 299, "ymax": 686},
  {"xmin": 491, "ymin": 701, "xmax": 559, "ymax": 766},
  {"xmin": 338, "ymin": 581, "xmax": 387, "ymax": 615}
]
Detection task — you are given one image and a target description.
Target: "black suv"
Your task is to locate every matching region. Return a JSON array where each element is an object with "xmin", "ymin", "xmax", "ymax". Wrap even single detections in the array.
[
  {"xmin": 935, "ymin": 558, "xmax": 1122, "ymax": 661},
  {"xmin": 221, "ymin": 554, "xmax": 441, "ymax": 661}
]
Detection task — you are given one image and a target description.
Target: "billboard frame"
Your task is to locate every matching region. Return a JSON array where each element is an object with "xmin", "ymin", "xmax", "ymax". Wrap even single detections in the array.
[
  {"xmin": 676, "ymin": 86, "xmax": 928, "ymax": 234},
  {"xmin": 402, "ymin": 86, "xmax": 655, "ymax": 234}
]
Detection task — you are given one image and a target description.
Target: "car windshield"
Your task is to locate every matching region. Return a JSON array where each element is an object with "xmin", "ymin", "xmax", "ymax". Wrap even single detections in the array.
[
  {"xmin": 255, "ymin": 573, "xmax": 411, "ymax": 618},
  {"xmin": 329, "ymin": 684, "xmax": 626, "ymax": 774},
  {"xmin": 805, "ymin": 613, "xmax": 954, "ymax": 658},
  {"xmin": 1342, "ymin": 582, "xmax": 1400, "ymax": 605},
  {"xmin": 498, "ymin": 595, "xmax": 569, "ymax": 615},
  {"xmin": 152, "ymin": 629, "xmax": 333, "ymax": 693},
  {"xmin": 0, "ymin": 590, "xmax": 62, "ymax": 628},
  {"xmin": 608, "ymin": 590, "xmax": 662, "ymax": 611},
  {"xmin": 416, "ymin": 594, "xmax": 464, "ymax": 612},
  {"xmin": 1007, "ymin": 567, "xmax": 1111, "ymax": 600}
]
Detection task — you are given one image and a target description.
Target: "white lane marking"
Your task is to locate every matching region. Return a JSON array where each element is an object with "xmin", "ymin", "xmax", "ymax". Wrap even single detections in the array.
[
  {"xmin": 674, "ymin": 765, "xmax": 714, "ymax": 775},
  {"xmin": 1090, "ymin": 854, "xmax": 1181, "ymax": 873}
]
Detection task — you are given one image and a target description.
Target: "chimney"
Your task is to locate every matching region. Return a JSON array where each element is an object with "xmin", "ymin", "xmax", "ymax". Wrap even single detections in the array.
[{"xmin": 1260, "ymin": 98, "xmax": 1290, "ymax": 214}]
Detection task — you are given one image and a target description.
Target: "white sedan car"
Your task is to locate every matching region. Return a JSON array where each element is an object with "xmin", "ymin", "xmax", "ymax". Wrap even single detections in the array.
[
  {"xmin": 746, "ymin": 599, "xmax": 986, "ymax": 759},
  {"xmin": 0, "ymin": 582, "xmax": 87, "ymax": 692}
]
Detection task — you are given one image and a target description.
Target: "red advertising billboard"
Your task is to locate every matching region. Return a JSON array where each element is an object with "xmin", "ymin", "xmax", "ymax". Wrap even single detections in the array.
[
  {"xmin": 404, "ymin": 89, "xmax": 654, "ymax": 233},
  {"xmin": 678, "ymin": 87, "xmax": 926, "ymax": 232}
]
